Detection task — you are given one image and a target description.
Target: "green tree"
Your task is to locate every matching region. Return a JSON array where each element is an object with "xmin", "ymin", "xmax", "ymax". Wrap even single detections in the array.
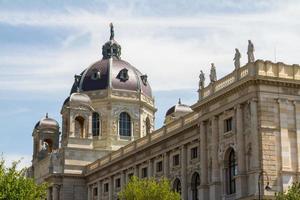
[
  {"xmin": 0, "ymin": 158, "xmax": 48, "ymax": 200},
  {"xmin": 118, "ymin": 176, "xmax": 181, "ymax": 200},
  {"xmin": 276, "ymin": 182, "xmax": 300, "ymax": 200}
]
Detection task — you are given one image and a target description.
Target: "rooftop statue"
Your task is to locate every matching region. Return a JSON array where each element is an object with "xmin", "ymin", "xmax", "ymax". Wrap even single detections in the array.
[
  {"xmin": 199, "ymin": 70, "xmax": 205, "ymax": 89},
  {"xmin": 110, "ymin": 22, "xmax": 114, "ymax": 40},
  {"xmin": 247, "ymin": 40, "xmax": 255, "ymax": 63},
  {"xmin": 233, "ymin": 48, "xmax": 241, "ymax": 69},
  {"xmin": 210, "ymin": 63, "xmax": 217, "ymax": 83}
]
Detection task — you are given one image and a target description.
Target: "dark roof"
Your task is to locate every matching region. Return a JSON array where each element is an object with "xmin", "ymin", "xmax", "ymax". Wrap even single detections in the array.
[
  {"xmin": 166, "ymin": 106, "xmax": 176, "ymax": 116},
  {"xmin": 165, "ymin": 103, "xmax": 192, "ymax": 117},
  {"xmin": 70, "ymin": 58, "xmax": 152, "ymax": 97},
  {"xmin": 34, "ymin": 116, "xmax": 59, "ymax": 130}
]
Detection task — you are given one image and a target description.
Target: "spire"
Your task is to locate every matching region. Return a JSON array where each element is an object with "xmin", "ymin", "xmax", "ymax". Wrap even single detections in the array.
[
  {"xmin": 46, "ymin": 113, "xmax": 48, "ymax": 118},
  {"xmin": 109, "ymin": 22, "xmax": 114, "ymax": 40},
  {"xmin": 178, "ymin": 98, "xmax": 182, "ymax": 104}
]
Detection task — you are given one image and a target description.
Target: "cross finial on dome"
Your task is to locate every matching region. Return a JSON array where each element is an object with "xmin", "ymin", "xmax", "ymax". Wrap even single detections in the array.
[
  {"xmin": 178, "ymin": 98, "xmax": 182, "ymax": 104},
  {"xmin": 110, "ymin": 22, "xmax": 114, "ymax": 40},
  {"xmin": 46, "ymin": 113, "xmax": 48, "ymax": 118}
]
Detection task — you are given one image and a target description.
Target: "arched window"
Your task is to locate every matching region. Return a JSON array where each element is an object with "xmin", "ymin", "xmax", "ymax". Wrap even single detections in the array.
[
  {"xmin": 43, "ymin": 139, "xmax": 53, "ymax": 153},
  {"xmin": 119, "ymin": 112, "xmax": 131, "ymax": 137},
  {"xmin": 191, "ymin": 172, "xmax": 200, "ymax": 200},
  {"xmin": 226, "ymin": 148, "xmax": 237, "ymax": 194},
  {"xmin": 92, "ymin": 112, "xmax": 100, "ymax": 136},
  {"xmin": 146, "ymin": 117, "xmax": 151, "ymax": 135},
  {"xmin": 75, "ymin": 116, "xmax": 85, "ymax": 138},
  {"xmin": 173, "ymin": 178, "xmax": 181, "ymax": 194}
]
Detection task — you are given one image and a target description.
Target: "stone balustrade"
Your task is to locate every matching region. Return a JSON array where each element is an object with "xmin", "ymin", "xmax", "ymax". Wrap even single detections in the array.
[
  {"xmin": 85, "ymin": 111, "xmax": 199, "ymax": 173},
  {"xmin": 200, "ymin": 60, "xmax": 300, "ymax": 99}
]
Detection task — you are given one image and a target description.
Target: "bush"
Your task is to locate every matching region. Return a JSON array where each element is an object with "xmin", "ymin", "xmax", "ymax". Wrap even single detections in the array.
[
  {"xmin": 118, "ymin": 176, "xmax": 181, "ymax": 200},
  {"xmin": 276, "ymin": 182, "xmax": 300, "ymax": 200},
  {"xmin": 0, "ymin": 158, "xmax": 48, "ymax": 200}
]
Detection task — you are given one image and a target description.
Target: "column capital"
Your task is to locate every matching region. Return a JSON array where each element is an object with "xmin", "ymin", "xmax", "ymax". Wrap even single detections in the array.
[
  {"xmin": 247, "ymin": 97, "xmax": 258, "ymax": 104},
  {"xmin": 211, "ymin": 115, "xmax": 218, "ymax": 121},
  {"xmin": 235, "ymin": 103, "xmax": 243, "ymax": 110}
]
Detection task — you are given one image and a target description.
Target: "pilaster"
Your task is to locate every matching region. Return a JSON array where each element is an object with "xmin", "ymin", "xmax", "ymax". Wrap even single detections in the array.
[
  {"xmin": 236, "ymin": 104, "xmax": 247, "ymax": 198},
  {"xmin": 163, "ymin": 152, "xmax": 169, "ymax": 177},
  {"xmin": 209, "ymin": 116, "xmax": 221, "ymax": 200},
  {"xmin": 199, "ymin": 121, "xmax": 209, "ymax": 200},
  {"xmin": 181, "ymin": 145, "xmax": 188, "ymax": 200}
]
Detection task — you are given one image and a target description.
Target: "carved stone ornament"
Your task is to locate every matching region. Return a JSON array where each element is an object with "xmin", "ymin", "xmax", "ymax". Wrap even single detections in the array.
[
  {"xmin": 233, "ymin": 48, "xmax": 241, "ymax": 69},
  {"xmin": 199, "ymin": 70, "xmax": 205, "ymax": 88},
  {"xmin": 117, "ymin": 68, "xmax": 129, "ymax": 82},
  {"xmin": 209, "ymin": 63, "xmax": 217, "ymax": 83},
  {"xmin": 247, "ymin": 40, "xmax": 255, "ymax": 63},
  {"xmin": 140, "ymin": 74, "xmax": 148, "ymax": 86}
]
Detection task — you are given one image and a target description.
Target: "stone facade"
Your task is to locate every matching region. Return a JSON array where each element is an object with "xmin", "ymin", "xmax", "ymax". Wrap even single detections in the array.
[
  {"xmin": 29, "ymin": 30, "xmax": 300, "ymax": 199},
  {"xmin": 84, "ymin": 60, "xmax": 300, "ymax": 200}
]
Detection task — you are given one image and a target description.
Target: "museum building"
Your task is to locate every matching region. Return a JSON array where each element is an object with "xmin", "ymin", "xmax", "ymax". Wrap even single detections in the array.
[{"xmin": 28, "ymin": 24, "xmax": 300, "ymax": 200}]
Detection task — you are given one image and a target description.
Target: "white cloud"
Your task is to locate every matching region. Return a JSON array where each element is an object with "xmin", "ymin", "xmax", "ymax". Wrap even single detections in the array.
[
  {"xmin": 2, "ymin": 153, "xmax": 32, "ymax": 169},
  {"xmin": 1, "ymin": 1, "xmax": 300, "ymax": 93}
]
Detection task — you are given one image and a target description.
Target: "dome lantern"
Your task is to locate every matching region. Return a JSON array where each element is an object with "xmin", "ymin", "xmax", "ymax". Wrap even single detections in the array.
[{"xmin": 102, "ymin": 23, "xmax": 121, "ymax": 59}]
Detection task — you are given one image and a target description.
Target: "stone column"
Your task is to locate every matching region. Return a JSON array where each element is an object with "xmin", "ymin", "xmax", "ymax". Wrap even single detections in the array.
[
  {"xmin": 210, "ymin": 116, "xmax": 221, "ymax": 200},
  {"xmin": 97, "ymin": 181, "xmax": 101, "ymax": 200},
  {"xmin": 250, "ymin": 98, "xmax": 260, "ymax": 196},
  {"xmin": 52, "ymin": 184, "xmax": 59, "ymax": 200},
  {"xmin": 121, "ymin": 170, "xmax": 126, "ymax": 189},
  {"xmin": 294, "ymin": 101, "xmax": 300, "ymax": 172},
  {"xmin": 47, "ymin": 187, "xmax": 52, "ymax": 200},
  {"xmin": 181, "ymin": 145, "xmax": 188, "ymax": 200},
  {"xmin": 134, "ymin": 165, "xmax": 139, "ymax": 178},
  {"xmin": 88, "ymin": 114, "xmax": 92, "ymax": 138},
  {"xmin": 109, "ymin": 176, "xmax": 113, "ymax": 200},
  {"xmin": 87, "ymin": 184, "xmax": 91, "ymax": 200},
  {"xmin": 236, "ymin": 104, "xmax": 247, "ymax": 198},
  {"xmin": 163, "ymin": 152, "xmax": 169, "ymax": 177},
  {"xmin": 148, "ymin": 159, "xmax": 153, "ymax": 177},
  {"xmin": 250, "ymin": 99, "xmax": 259, "ymax": 169},
  {"xmin": 199, "ymin": 121, "xmax": 209, "ymax": 200}
]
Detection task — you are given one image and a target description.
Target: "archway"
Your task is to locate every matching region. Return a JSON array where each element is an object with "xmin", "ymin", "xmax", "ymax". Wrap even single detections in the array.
[
  {"xmin": 191, "ymin": 172, "xmax": 200, "ymax": 200},
  {"xmin": 173, "ymin": 178, "xmax": 181, "ymax": 194},
  {"xmin": 75, "ymin": 116, "xmax": 85, "ymax": 138}
]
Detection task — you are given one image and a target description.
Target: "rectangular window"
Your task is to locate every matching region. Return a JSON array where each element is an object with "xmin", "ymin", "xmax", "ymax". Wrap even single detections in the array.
[
  {"xmin": 224, "ymin": 117, "xmax": 233, "ymax": 133},
  {"xmin": 191, "ymin": 147, "xmax": 198, "ymax": 160},
  {"xmin": 128, "ymin": 173, "xmax": 134, "ymax": 180},
  {"xmin": 141, "ymin": 167, "xmax": 148, "ymax": 178},
  {"xmin": 115, "ymin": 178, "xmax": 121, "ymax": 188},
  {"xmin": 93, "ymin": 187, "xmax": 98, "ymax": 196},
  {"xmin": 173, "ymin": 154, "xmax": 180, "ymax": 166},
  {"xmin": 156, "ymin": 161, "xmax": 163, "ymax": 172},
  {"xmin": 104, "ymin": 183, "xmax": 109, "ymax": 193}
]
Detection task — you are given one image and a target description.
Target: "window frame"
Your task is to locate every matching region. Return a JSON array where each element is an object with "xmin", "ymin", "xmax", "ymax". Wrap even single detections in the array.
[
  {"xmin": 226, "ymin": 149, "xmax": 237, "ymax": 195},
  {"xmin": 224, "ymin": 117, "xmax": 233, "ymax": 133},
  {"xmin": 190, "ymin": 147, "xmax": 198, "ymax": 160},
  {"xmin": 173, "ymin": 154, "xmax": 180, "ymax": 166},
  {"xmin": 92, "ymin": 112, "xmax": 100, "ymax": 136},
  {"xmin": 119, "ymin": 112, "xmax": 132, "ymax": 137}
]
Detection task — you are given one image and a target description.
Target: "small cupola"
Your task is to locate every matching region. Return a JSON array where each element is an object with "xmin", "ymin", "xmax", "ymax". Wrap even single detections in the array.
[{"xmin": 164, "ymin": 98, "xmax": 192, "ymax": 124}]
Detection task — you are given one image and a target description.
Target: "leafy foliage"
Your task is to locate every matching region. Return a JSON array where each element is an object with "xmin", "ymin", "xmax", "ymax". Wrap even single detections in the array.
[
  {"xmin": 118, "ymin": 176, "xmax": 181, "ymax": 200},
  {"xmin": 0, "ymin": 157, "xmax": 48, "ymax": 200},
  {"xmin": 276, "ymin": 182, "xmax": 300, "ymax": 200}
]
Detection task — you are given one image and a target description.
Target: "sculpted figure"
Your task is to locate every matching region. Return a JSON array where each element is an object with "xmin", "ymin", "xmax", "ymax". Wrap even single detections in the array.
[
  {"xmin": 110, "ymin": 22, "xmax": 114, "ymax": 40},
  {"xmin": 199, "ymin": 70, "xmax": 205, "ymax": 88},
  {"xmin": 233, "ymin": 48, "xmax": 241, "ymax": 69},
  {"xmin": 247, "ymin": 40, "xmax": 255, "ymax": 63},
  {"xmin": 210, "ymin": 63, "xmax": 217, "ymax": 83}
]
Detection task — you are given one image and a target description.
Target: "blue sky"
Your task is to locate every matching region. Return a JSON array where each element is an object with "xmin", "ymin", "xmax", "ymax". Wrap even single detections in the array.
[{"xmin": 1, "ymin": 0, "xmax": 300, "ymax": 167}]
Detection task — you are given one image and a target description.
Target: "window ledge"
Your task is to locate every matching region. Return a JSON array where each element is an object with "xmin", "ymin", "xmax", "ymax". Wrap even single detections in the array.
[{"xmin": 224, "ymin": 130, "xmax": 233, "ymax": 137}]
